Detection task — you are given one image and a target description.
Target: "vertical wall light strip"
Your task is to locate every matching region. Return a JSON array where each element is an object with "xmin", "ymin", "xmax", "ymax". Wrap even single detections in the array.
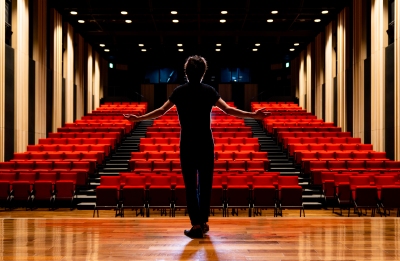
[
  {"xmin": 370, "ymin": 0, "xmax": 388, "ymax": 152},
  {"xmin": 325, "ymin": 22, "xmax": 334, "ymax": 122},
  {"xmin": 337, "ymin": 8, "xmax": 348, "ymax": 131},
  {"xmin": 12, "ymin": 0, "xmax": 30, "ymax": 152},
  {"xmin": 87, "ymin": 44, "xmax": 93, "ymax": 113},
  {"xmin": 64, "ymin": 23, "xmax": 74, "ymax": 123},
  {"xmin": 93, "ymin": 52, "xmax": 100, "ymax": 110},
  {"xmin": 0, "ymin": 0, "xmax": 5, "ymax": 160},
  {"xmin": 75, "ymin": 34, "xmax": 85, "ymax": 120},
  {"xmin": 299, "ymin": 50, "xmax": 306, "ymax": 109},
  {"xmin": 394, "ymin": 0, "xmax": 400, "ymax": 159},
  {"xmin": 314, "ymin": 32, "xmax": 325, "ymax": 119},
  {"xmin": 306, "ymin": 43, "xmax": 313, "ymax": 112}
]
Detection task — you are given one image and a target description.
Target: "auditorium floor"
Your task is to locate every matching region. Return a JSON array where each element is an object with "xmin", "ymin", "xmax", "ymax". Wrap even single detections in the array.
[{"xmin": 0, "ymin": 209, "xmax": 399, "ymax": 260}]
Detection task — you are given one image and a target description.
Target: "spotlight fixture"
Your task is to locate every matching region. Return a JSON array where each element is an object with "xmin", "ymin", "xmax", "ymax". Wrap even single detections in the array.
[
  {"xmin": 125, "ymin": 20, "xmax": 132, "ymax": 23},
  {"xmin": 177, "ymin": 43, "xmax": 183, "ymax": 46},
  {"xmin": 138, "ymin": 44, "xmax": 144, "ymax": 47},
  {"xmin": 216, "ymin": 43, "xmax": 222, "ymax": 46},
  {"xmin": 322, "ymin": 10, "xmax": 329, "ymax": 14},
  {"xmin": 171, "ymin": 11, "xmax": 178, "ymax": 15},
  {"xmin": 70, "ymin": 11, "xmax": 77, "ymax": 15},
  {"xmin": 255, "ymin": 43, "xmax": 260, "ymax": 46},
  {"xmin": 104, "ymin": 49, "xmax": 110, "ymax": 52},
  {"xmin": 252, "ymin": 49, "xmax": 258, "ymax": 51},
  {"xmin": 267, "ymin": 19, "xmax": 273, "ymax": 23},
  {"xmin": 271, "ymin": 10, "xmax": 278, "ymax": 14},
  {"xmin": 78, "ymin": 20, "xmax": 85, "ymax": 23},
  {"xmin": 99, "ymin": 44, "xmax": 105, "ymax": 47},
  {"xmin": 178, "ymin": 49, "xmax": 184, "ymax": 52},
  {"xmin": 216, "ymin": 49, "xmax": 221, "ymax": 52},
  {"xmin": 221, "ymin": 11, "xmax": 228, "ymax": 14},
  {"xmin": 121, "ymin": 11, "xmax": 128, "ymax": 15},
  {"xmin": 141, "ymin": 49, "xmax": 147, "ymax": 52},
  {"xmin": 220, "ymin": 19, "xmax": 226, "ymax": 23},
  {"xmin": 294, "ymin": 43, "xmax": 299, "ymax": 46},
  {"xmin": 290, "ymin": 48, "xmax": 295, "ymax": 51},
  {"xmin": 314, "ymin": 19, "xmax": 321, "ymax": 22},
  {"xmin": 173, "ymin": 19, "xmax": 179, "ymax": 23}
]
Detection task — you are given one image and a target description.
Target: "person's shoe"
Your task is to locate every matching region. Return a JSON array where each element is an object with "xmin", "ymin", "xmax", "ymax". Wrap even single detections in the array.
[
  {"xmin": 202, "ymin": 223, "xmax": 209, "ymax": 234},
  {"xmin": 184, "ymin": 226, "xmax": 204, "ymax": 239}
]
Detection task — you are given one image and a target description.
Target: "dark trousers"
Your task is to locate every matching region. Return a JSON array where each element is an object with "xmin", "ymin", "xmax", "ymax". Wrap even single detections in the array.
[{"xmin": 180, "ymin": 145, "xmax": 214, "ymax": 226}]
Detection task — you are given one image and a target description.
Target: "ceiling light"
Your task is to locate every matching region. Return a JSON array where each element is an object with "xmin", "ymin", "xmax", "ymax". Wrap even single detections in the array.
[
  {"xmin": 271, "ymin": 10, "xmax": 278, "ymax": 14},
  {"xmin": 141, "ymin": 49, "xmax": 147, "ymax": 52},
  {"xmin": 178, "ymin": 49, "xmax": 184, "ymax": 52},
  {"xmin": 78, "ymin": 20, "xmax": 85, "ymax": 23},
  {"xmin": 216, "ymin": 43, "xmax": 222, "ymax": 46},
  {"xmin": 125, "ymin": 20, "xmax": 132, "ymax": 23},
  {"xmin": 104, "ymin": 49, "xmax": 110, "ymax": 52},
  {"xmin": 173, "ymin": 19, "xmax": 179, "ymax": 23},
  {"xmin": 177, "ymin": 43, "xmax": 183, "ymax": 46},
  {"xmin": 252, "ymin": 49, "xmax": 258, "ymax": 51},
  {"xmin": 99, "ymin": 44, "xmax": 105, "ymax": 47},
  {"xmin": 294, "ymin": 43, "xmax": 299, "ymax": 46},
  {"xmin": 255, "ymin": 43, "xmax": 260, "ymax": 46},
  {"xmin": 314, "ymin": 19, "xmax": 321, "ymax": 22},
  {"xmin": 267, "ymin": 19, "xmax": 273, "ymax": 23},
  {"xmin": 216, "ymin": 49, "xmax": 221, "ymax": 52},
  {"xmin": 70, "ymin": 11, "xmax": 77, "ymax": 15},
  {"xmin": 138, "ymin": 44, "xmax": 144, "ymax": 47},
  {"xmin": 121, "ymin": 11, "xmax": 128, "ymax": 15},
  {"xmin": 322, "ymin": 10, "xmax": 329, "ymax": 14},
  {"xmin": 220, "ymin": 19, "xmax": 226, "ymax": 23},
  {"xmin": 290, "ymin": 48, "xmax": 295, "ymax": 51},
  {"xmin": 171, "ymin": 11, "xmax": 178, "ymax": 15},
  {"xmin": 221, "ymin": 11, "xmax": 228, "ymax": 14}
]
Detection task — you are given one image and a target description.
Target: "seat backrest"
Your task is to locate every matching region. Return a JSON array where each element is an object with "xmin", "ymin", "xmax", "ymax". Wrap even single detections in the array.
[
  {"xmin": 374, "ymin": 176, "xmax": 396, "ymax": 186},
  {"xmin": 100, "ymin": 176, "xmax": 120, "ymax": 186},
  {"xmin": 38, "ymin": 172, "xmax": 57, "ymax": 182},
  {"xmin": 125, "ymin": 175, "xmax": 146, "ymax": 186},
  {"xmin": 278, "ymin": 176, "xmax": 299, "ymax": 186},
  {"xmin": 349, "ymin": 176, "xmax": 370, "ymax": 186},
  {"xmin": 150, "ymin": 176, "xmax": 171, "ymax": 187},
  {"xmin": 252, "ymin": 176, "xmax": 274, "ymax": 187},
  {"xmin": 18, "ymin": 172, "xmax": 37, "ymax": 182},
  {"xmin": 227, "ymin": 176, "xmax": 248, "ymax": 187}
]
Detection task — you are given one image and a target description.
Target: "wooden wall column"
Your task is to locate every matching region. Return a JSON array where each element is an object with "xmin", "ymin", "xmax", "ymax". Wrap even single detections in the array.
[
  {"xmin": 337, "ymin": 7, "xmax": 349, "ymax": 131},
  {"xmin": 298, "ymin": 50, "xmax": 306, "ymax": 109},
  {"xmin": 325, "ymin": 22, "xmax": 336, "ymax": 122},
  {"xmin": 32, "ymin": 0, "xmax": 47, "ymax": 143},
  {"xmin": 93, "ymin": 52, "xmax": 100, "ymax": 110},
  {"xmin": 353, "ymin": 0, "xmax": 367, "ymax": 142},
  {"xmin": 141, "ymin": 84, "xmax": 154, "ymax": 111},
  {"xmin": 244, "ymin": 84, "xmax": 257, "ymax": 111},
  {"xmin": 306, "ymin": 43, "xmax": 314, "ymax": 112},
  {"xmin": 12, "ymin": 0, "xmax": 29, "ymax": 152},
  {"xmin": 370, "ymin": 0, "xmax": 388, "ymax": 152},
  {"xmin": 75, "ymin": 34, "xmax": 85, "ymax": 120},
  {"xmin": 218, "ymin": 84, "xmax": 232, "ymax": 102},
  {"xmin": 395, "ymin": 0, "xmax": 400, "ymax": 159},
  {"xmin": 314, "ymin": 32, "xmax": 325, "ymax": 119},
  {"xmin": 0, "ymin": 0, "xmax": 5, "ymax": 160},
  {"xmin": 63, "ymin": 23, "xmax": 74, "ymax": 123},
  {"xmin": 86, "ymin": 44, "xmax": 93, "ymax": 113}
]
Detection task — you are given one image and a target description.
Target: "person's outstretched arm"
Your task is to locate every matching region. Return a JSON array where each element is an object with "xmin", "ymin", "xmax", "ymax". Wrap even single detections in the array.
[
  {"xmin": 123, "ymin": 100, "xmax": 175, "ymax": 122},
  {"xmin": 215, "ymin": 98, "xmax": 270, "ymax": 120}
]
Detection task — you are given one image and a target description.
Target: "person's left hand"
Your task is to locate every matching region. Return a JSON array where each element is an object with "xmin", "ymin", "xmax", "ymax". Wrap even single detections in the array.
[
  {"xmin": 253, "ymin": 108, "xmax": 271, "ymax": 120},
  {"xmin": 123, "ymin": 114, "xmax": 141, "ymax": 122}
]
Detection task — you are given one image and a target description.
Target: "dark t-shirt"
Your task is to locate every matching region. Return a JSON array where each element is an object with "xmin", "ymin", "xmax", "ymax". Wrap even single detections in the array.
[{"xmin": 168, "ymin": 82, "xmax": 220, "ymax": 148}]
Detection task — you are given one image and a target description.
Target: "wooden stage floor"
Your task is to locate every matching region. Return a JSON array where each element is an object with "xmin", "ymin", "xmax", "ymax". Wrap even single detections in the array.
[{"xmin": 0, "ymin": 209, "xmax": 399, "ymax": 260}]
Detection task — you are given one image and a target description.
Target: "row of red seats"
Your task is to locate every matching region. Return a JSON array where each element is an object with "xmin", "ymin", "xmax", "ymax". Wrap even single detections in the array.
[
  {"xmin": 147, "ymin": 126, "xmax": 252, "ymax": 133},
  {"xmin": 57, "ymin": 127, "xmax": 125, "ymax": 137},
  {"xmin": 139, "ymin": 137, "xmax": 259, "ymax": 146},
  {"xmin": 0, "ymin": 172, "xmax": 77, "ymax": 210},
  {"xmin": 130, "ymin": 160, "xmax": 269, "ymax": 173},
  {"xmin": 47, "ymin": 132, "xmax": 120, "ymax": 143},
  {"xmin": 290, "ymin": 143, "xmax": 371, "ymax": 158},
  {"xmin": 274, "ymin": 127, "xmax": 342, "ymax": 138},
  {"xmin": 37, "ymin": 138, "xmax": 116, "ymax": 150},
  {"xmin": 280, "ymin": 132, "xmax": 352, "ymax": 145},
  {"xmin": 64, "ymin": 123, "xmax": 132, "ymax": 134},
  {"xmin": 321, "ymin": 173, "xmax": 400, "ymax": 217},
  {"xmin": 11, "ymin": 151, "xmax": 103, "ymax": 165},
  {"xmin": 310, "ymin": 160, "xmax": 400, "ymax": 184},
  {"xmin": 25, "ymin": 144, "xmax": 110, "ymax": 157},
  {"xmin": 138, "ymin": 143, "xmax": 260, "ymax": 152},
  {"xmin": 146, "ymin": 131, "xmax": 252, "ymax": 138}
]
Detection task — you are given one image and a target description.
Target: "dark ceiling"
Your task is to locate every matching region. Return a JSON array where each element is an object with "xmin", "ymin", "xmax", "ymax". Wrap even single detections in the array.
[{"xmin": 51, "ymin": 0, "xmax": 350, "ymax": 66}]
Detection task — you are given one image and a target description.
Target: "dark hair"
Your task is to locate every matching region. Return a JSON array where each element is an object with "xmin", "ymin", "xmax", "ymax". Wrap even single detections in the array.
[{"xmin": 184, "ymin": 55, "xmax": 208, "ymax": 83}]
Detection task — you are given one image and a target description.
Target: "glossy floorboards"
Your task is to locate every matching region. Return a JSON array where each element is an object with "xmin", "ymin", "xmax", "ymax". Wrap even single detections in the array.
[{"xmin": 0, "ymin": 209, "xmax": 399, "ymax": 260}]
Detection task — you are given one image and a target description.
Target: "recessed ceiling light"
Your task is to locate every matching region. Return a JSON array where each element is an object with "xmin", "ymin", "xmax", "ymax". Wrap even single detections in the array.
[
  {"xmin": 267, "ymin": 19, "xmax": 273, "ymax": 23},
  {"xmin": 221, "ymin": 11, "xmax": 228, "ymax": 14},
  {"xmin": 178, "ymin": 49, "xmax": 184, "ymax": 52},
  {"xmin": 290, "ymin": 48, "xmax": 295, "ymax": 51},
  {"xmin": 125, "ymin": 20, "xmax": 132, "ymax": 23},
  {"xmin": 173, "ymin": 19, "xmax": 179, "ymax": 23},
  {"xmin": 138, "ymin": 44, "xmax": 144, "ymax": 47},
  {"xmin": 322, "ymin": 10, "xmax": 329, "ymax": 14},
  {"xmin": 252, "ymin": 49, "xmax": 258, "ymax": 51},
  {"xmin": 78, "ymin": 20, "xmax": 85, "ymax": 23},
  {"xmin": 99, "ymin": 44, "xmax": 105, "ymax": 47},
  {"xmin": 294, "ymin": 43, "xmax": 299, "ymax": 46},
  {"xmin": 177, "ymin": 43, "xmax": 183, "ymax": 46},
  {"xmin": 271, "ymin": 10, "xmax": 278, "ymax": 14},
  {"xmin": 255, "ymin": 43, "xmax": 260, "ymax": 46},
  {"xmin": 314, "ymin": 19, "xmax": 321, "ymax": 22},
  {"xmin": 171, "ymin": 11, "xmax": 178, "ymax": 15},
  {"xmin": 216, "ymin": 43, "xmax": 222, "ymax": 46},
  {"xmin": 216, "ymin": 49, "xmax": 221, "ymax": 52},
  {"xmin": 121, "ymin": 11, "xmax": 128, "ymax": 15},
  {"xmin": 141, "ymin": 49, "xmax": 147, "ymax": 52},
  {"xmin": 220, "ymin": 19, "xmax": 226, "ymax": 23},
  {"xmin": 104, "ymin": 49, "xmax": 110, "ymax": 52},
  {"xmin": 70, "ymin": 11, "xmax": 77, "ymax": 15}
]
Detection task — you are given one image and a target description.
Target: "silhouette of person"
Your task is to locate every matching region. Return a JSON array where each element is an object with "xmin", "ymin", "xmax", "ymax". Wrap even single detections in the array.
[{"xmin": 124, "ymin": 55, "xmax": 269, "ymax": 238}]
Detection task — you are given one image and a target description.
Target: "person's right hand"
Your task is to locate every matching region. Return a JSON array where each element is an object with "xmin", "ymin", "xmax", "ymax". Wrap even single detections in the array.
[
  {"xmin": 253, "ymin": 108, "xmax": 271, "ymax": 120},
  {"xmin": 123, "ymin": 114, "xmax": 141, "ymax": 122}
]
